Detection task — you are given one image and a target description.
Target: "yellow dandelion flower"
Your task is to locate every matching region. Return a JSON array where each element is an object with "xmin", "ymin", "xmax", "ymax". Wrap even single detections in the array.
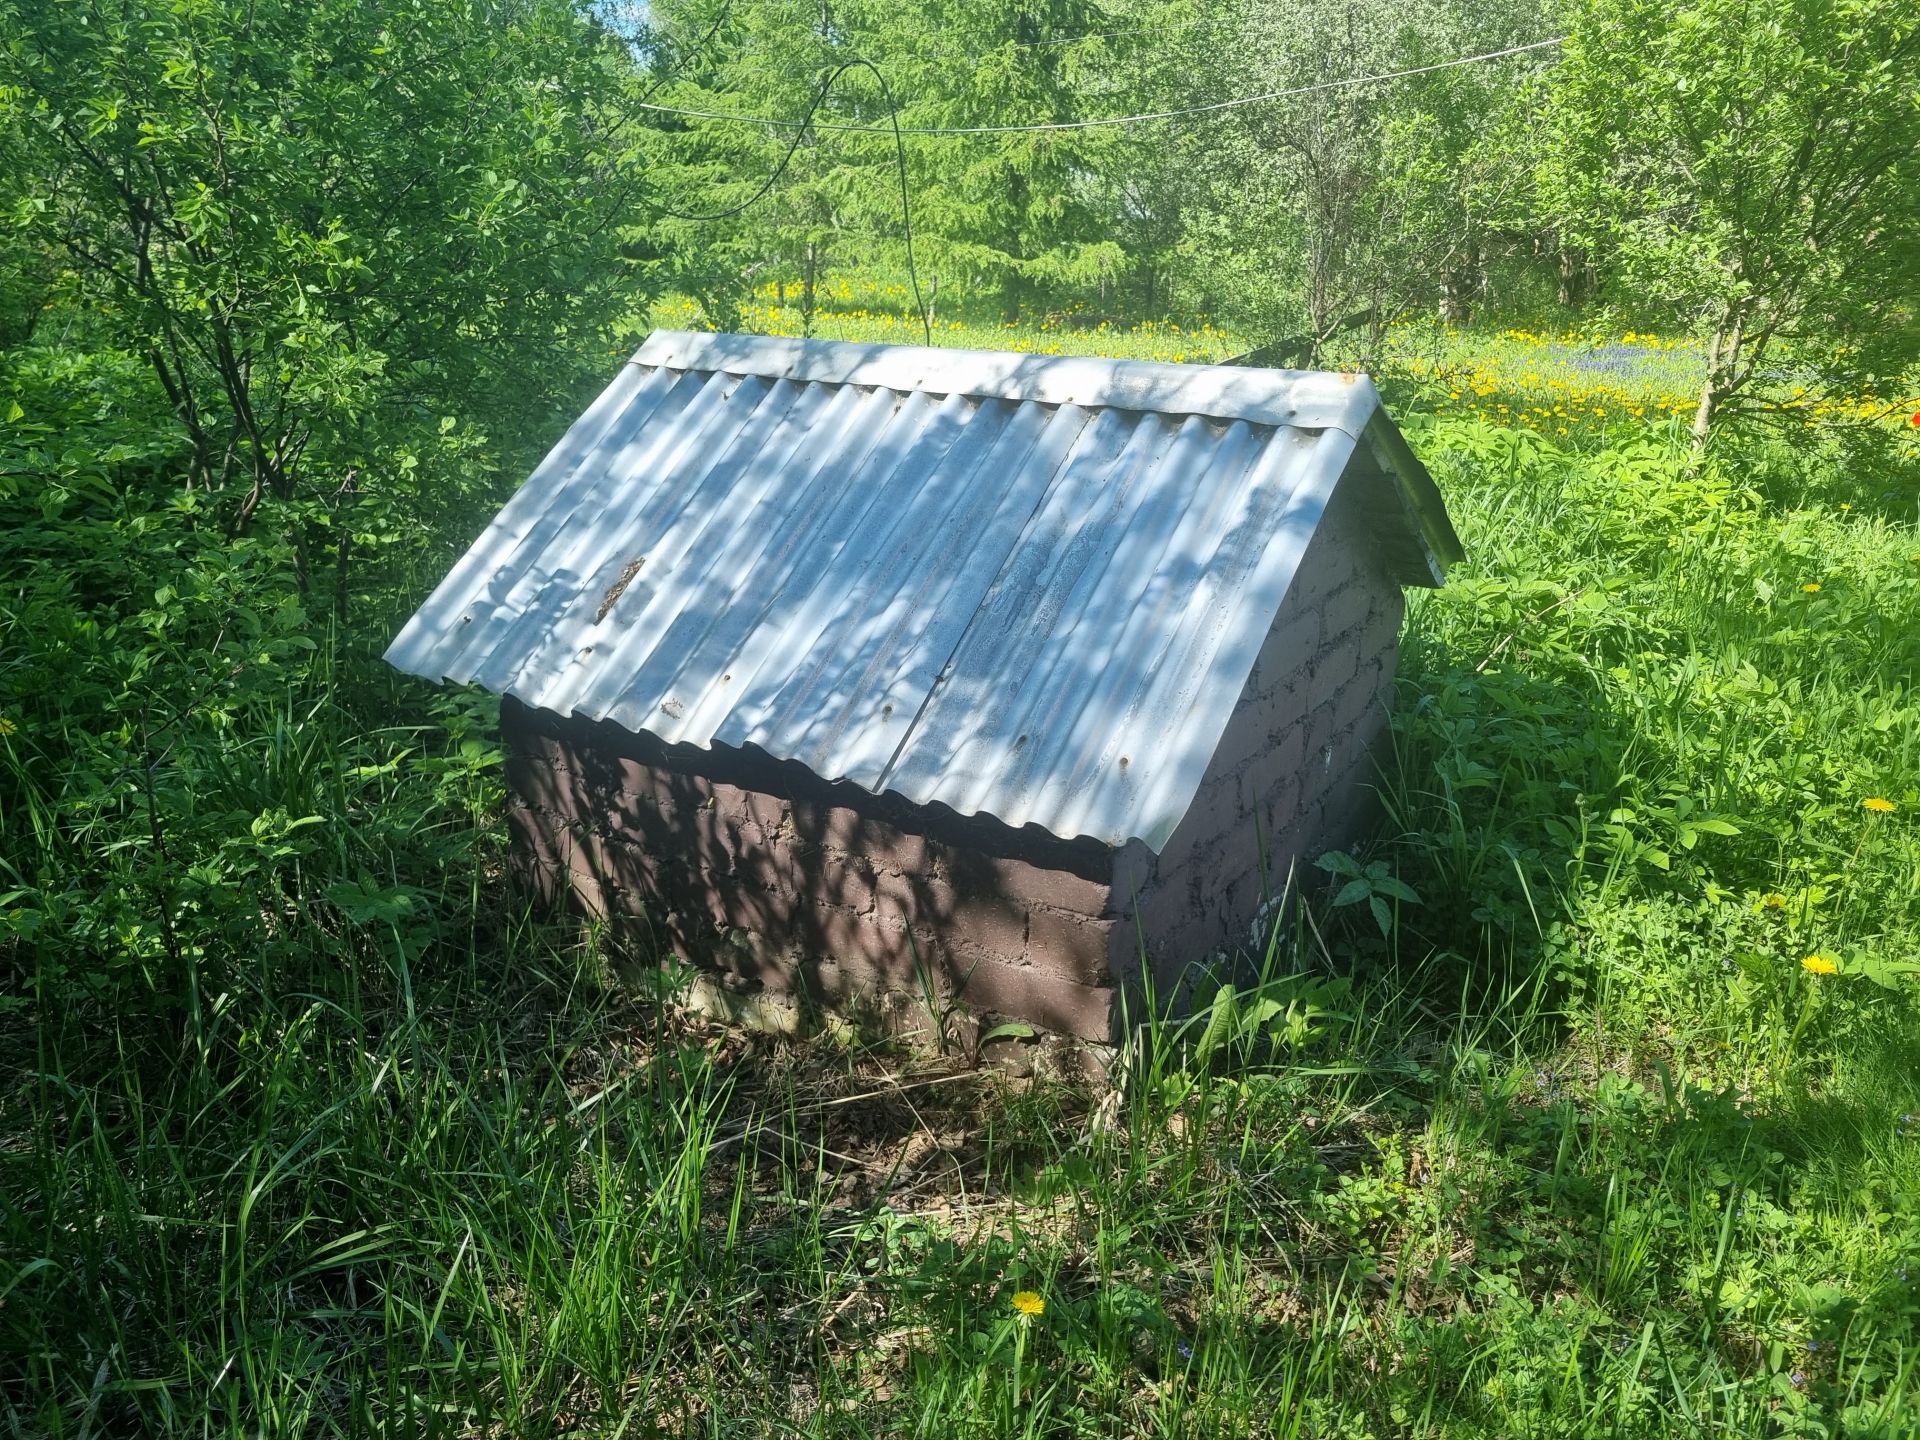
[
  {"xmin": 1801, "ymin": 954, "xmax": 1839, "ymax": 976},
  {"xmin": 1011, "ymin": 1290, "xmax": 1046, "ymax": 1317},
  {"xmin": 1801, "ymin": 583, "xmax": 1822, "ymax": 593},
  {"xmin": 0, "ymin": 716, "xmax": 14, "ymax": 736},
  {"xmin": 1863, "ymin": 797, "xmax": 1896, "ymax": 814},
  {"xmin": 1760, "ymin": 893, "xmax": 1788, "ymax": 911}
]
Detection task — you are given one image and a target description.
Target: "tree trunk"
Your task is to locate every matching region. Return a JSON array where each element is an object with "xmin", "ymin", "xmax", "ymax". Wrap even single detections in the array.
[
  {"xmin": 333, "ymin": 469, "xmax": 359, "ymax": 623},
  {"xmin": 1440, "ymin": 241, "xmax": 1479, "ymax": 325},
  {"xmin": 801, "ymin": 242, "xmax": 817, "ymax": 339},
  {"xmin": 1556, "ymin": 245, "xmax": 1586, "ymax": 308},
  {"xmin": 1690, "ymin": 312, "xmax": 1744, "ymax": 453}
]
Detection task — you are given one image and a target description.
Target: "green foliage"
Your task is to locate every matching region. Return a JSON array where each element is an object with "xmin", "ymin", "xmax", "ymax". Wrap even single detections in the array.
[
  {"xmin": 1535, "ymin": 0, "xmax": 1920, "ymax": 440},
  {"xmin": 639, "ymin": 0, "xmax": 1143, "ymax": 326},
  {"xmin": 1151, "ymin": 0, "xmax": 1555, "ymax": 360},
  {"xmin": 1319, "ymin": 848, "xmax": 1424, "ymax": 937},
  {"xmin": 1, "ymin": 0, "xmax": 645, "ymax": 567},
  {"xmin": 3, "ymin": 3, "xmax": 1919, "ymax": 1430},
  {"xmin": 1379, "ymin": 409, "xmax": 1920, "ymax": 1068},
  {"xmin": 7, "ymin": 298, "xmax": 1920, "ymax": 1433}
]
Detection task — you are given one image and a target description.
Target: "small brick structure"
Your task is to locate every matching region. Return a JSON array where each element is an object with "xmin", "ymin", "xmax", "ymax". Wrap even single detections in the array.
[
  {"xmin": 502, "ymin": 482, "xmax": 1405, "ymax": 1041},
  {"xmin": 387, "ymin": 332, "xmax": 1460, "ymax": 1042}
]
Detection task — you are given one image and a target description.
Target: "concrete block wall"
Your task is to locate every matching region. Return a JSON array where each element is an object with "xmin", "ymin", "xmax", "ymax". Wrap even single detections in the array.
[
  {"xmin": 502, "ymin": 474, "xmax": 1407, "ymax": 1042},
  {"xmin": 503, "ymin": 701, "xmax": 1124, "ymax": 1038},
  {"xmin": 1111, "ymin": 480, "xmax": 1405, "ymax": 1000}
]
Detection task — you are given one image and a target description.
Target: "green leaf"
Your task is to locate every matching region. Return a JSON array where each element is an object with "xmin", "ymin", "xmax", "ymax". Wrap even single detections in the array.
[
  {"xmin": 1371, "ymin": 876, "xmax": 1422, "ymax": 904},
  {"xmin": 1332, "ymin": 879, "xmax": 1374, "ymax": 908}
]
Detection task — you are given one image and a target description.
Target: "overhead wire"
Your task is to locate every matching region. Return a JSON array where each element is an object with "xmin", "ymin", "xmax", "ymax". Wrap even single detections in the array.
[
  {"xmin": 669, "ymin": 11, "xmax": 1239, "ymax": 81},
  {"xmin": 636, "ymin": 35, "xmax": 1568, "ymax": 136},
  {"xmin": 982, "ymin": 12, "xmax": 1219, "ymax": 50},
  {"xmin": 642, "ymin": 30, "xmax": 1566, "ymax": 346}
]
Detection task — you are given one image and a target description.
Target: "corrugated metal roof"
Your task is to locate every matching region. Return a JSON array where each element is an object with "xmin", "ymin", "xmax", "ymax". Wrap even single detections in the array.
[{"xmin": 386, "ymin": 331, "xmax": 1459, "ymax": 850}]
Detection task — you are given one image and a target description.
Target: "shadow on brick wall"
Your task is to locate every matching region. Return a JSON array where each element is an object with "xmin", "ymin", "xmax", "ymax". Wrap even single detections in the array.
[{"xmin": 500, "ymin": 696, "xmax": 1127, "ymax": 1040}]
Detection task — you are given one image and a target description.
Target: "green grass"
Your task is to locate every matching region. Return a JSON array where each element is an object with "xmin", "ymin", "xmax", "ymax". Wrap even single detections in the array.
[{"xmin": 4, "ymin": 308, "xmax": 1919, "ymax": 1436}]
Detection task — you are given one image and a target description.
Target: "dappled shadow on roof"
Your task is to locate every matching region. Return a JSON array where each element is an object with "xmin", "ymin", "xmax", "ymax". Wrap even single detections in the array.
[{"xmin": 387, "ymin": 335, "xmax": 1454, "ymax": 853}]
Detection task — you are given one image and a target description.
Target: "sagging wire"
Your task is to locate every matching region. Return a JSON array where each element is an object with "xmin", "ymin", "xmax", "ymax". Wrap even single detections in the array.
[{"xmin": 638, "ymin": 36, "xmax": 1569, "ymax": 136}]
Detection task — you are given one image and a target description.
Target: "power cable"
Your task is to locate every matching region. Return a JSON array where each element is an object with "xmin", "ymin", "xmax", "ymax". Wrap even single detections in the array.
[
  {"xmin": 652, "ymin": 55, "xmax": 931, "ymax": 344},
  {"xmin": 986, "ymin": 12, "xmax": 1219, "ymax": 50},
  {"xmin": 679, "ymin": 11, "xmax": 1237, "ymax": 80},
  {"xmin": 636, "ymin": 35, "xmax": 1567, "ymax": 136}
]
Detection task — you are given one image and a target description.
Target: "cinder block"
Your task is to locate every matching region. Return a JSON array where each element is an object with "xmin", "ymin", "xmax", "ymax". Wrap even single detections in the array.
[
  {"xmin": 796, "ymin": 900, "xmax": 898, "ymax": 971},
  {"xmin": 947, "ymin": 956, "xmax": 1116, "ymax": 1041},
  {"xmin": 605, "ymin": 755, "xmax": 683, "ymax": 809},
  {"xmin": 1320, "ymin": 582, "xmax": 1374, "ymax": 644},
  {"xmin": 788, "ymin": 797, "xmax": 874, "ymax": 853},
  {"xmin": 739, "ymin": 837, "xmax": 877, "ymax": 913},
  {"xmin": 504, "ymin": 754, "xmax": 572, "ymax": 816},
  {"xmin": 978, "ymin": 853, "xmax": 1110, "ymax": 916},
  {"xmin": 874, "ymin": 869, "xmax": 1031, "ymax": 956},
  {"xmin": 1209, "ymin": 703, "xmax": 1275, "ymax": 777},
  {"xmin": 868, "ymin": 826, "xmax": 933, "ymax": 878},
  {"xmin": 1243, "ymin": 723, "xmax": 1306, "ymax": 806},
  {"xmin": 604, "ymin": 790, "xmax": 684, "ymax": 850},
  {"xmin": 1259, "ymin": 608, "xmax": 1321, "ymax": 680},
  {"xmin": 1311, "ymin": 637, "xmax": 1363, "ymax": 703},
  {"xmin": 508, "ymin": 728, "xmax": 573, "ymax": 771},
  {"xmin": 734, "ymin": 787, "xmax": 790, "ymax": 838},
  {"xmin": 1254, "ymin": 775, "xmax": 1306, "ymax": 848},
  {"xmin": 1025, "ymin": 905, "xmax": 1116, "ymax": 985},
  {"xmin": 698, "ymin": 864, "xmax": 799, "ymax": 939}
]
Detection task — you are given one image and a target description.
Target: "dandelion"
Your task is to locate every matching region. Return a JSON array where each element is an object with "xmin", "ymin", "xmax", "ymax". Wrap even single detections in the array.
[
  {"xmin": 1011, "ymin": 1290, "xmax": 1046, "ymax": 1317},
  {"xmin": 0, "ymin": 716, "xmax": 14, "ymax": 737},
  {"xmin": 1760, "ymin": 893, "xmax": 1788, "ymax": 911},
  {"xmin": 1801, "ymin": 954, "xmax": 1839, "ymax": 976},
  {"xmin": 1862, "ymin": 797, "xmax": 1896, "ymax": 814},
  {"xmin": 1801, "ymin": 582, "xmax": 1822, "ymax": 593}
]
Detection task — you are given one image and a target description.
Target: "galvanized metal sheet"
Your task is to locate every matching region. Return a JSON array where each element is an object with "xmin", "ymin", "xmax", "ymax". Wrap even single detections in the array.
[
  {"xmin": 385, "ymin": 332, "xmax": 1448, "ymax": 850},
  {"xmin": 631, "ymin": 329, "xmax": 1384, "ymax": 433}
]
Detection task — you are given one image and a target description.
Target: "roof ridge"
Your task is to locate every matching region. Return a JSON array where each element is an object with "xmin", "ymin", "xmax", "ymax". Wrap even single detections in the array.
[{"xmin": 631, "ymin": 330, "xmax": 1383, "ymax": 434}]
